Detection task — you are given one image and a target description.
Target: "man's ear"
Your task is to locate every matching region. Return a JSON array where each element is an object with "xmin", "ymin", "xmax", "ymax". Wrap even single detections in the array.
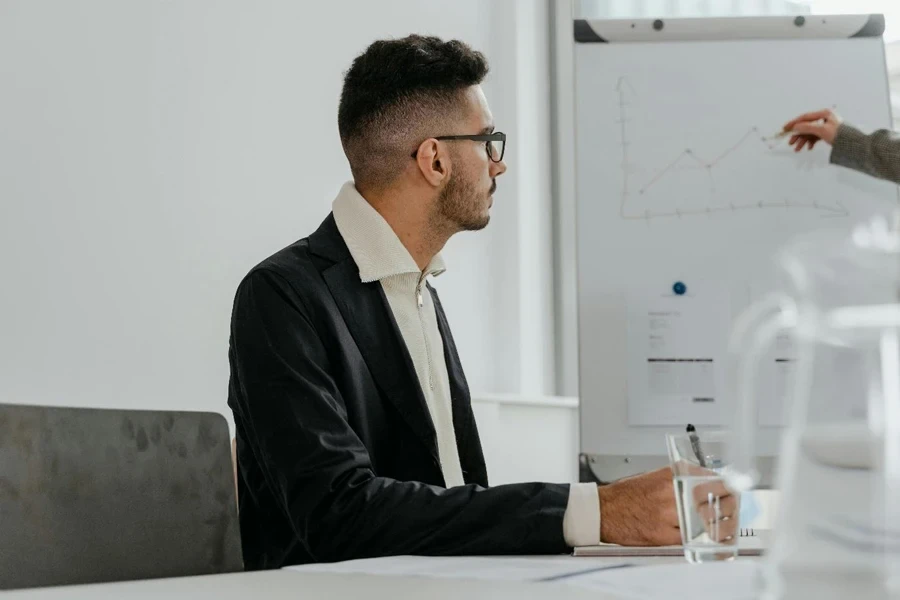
[{"xmin": 414, "ymin": 139, "xmax": 451, "ymax": 187}]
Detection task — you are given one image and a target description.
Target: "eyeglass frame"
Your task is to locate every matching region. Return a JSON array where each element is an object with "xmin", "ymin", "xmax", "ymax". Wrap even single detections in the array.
[{"xmin": 410, "ymin": 131, "xmax": 507, "ymax": 163}]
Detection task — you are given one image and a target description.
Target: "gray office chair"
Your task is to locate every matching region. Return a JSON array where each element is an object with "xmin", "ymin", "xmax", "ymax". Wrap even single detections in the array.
[{"xmin": 0, "ymin": 404, "xmax": 243, "ymax": 589}]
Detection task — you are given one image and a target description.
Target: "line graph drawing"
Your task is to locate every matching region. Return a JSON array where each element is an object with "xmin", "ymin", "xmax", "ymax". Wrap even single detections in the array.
[
  {"xmin": 637, "ymin": 127, "xmax": 779, "ymax": 196},
  {"xmin": 616, "ymin": 76, "xmax": 848, "ymax": 221}
]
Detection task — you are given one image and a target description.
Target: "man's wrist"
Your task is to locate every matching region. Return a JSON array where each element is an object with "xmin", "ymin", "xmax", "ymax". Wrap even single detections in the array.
[{"xmin": 597, "ymin": 484, "xmax": 614, "ymax": 543}]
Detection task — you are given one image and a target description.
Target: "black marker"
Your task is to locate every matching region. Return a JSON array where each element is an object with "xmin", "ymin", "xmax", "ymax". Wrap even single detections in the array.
[{"xmin": 686, "ymin": 424, "xmax": 707, "ymax": 468}]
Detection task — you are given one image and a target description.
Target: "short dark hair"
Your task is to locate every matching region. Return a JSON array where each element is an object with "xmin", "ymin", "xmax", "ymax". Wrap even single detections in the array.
[{"xmin": 338, "ymin": 35, "xmax": 489, "ymax": 189}]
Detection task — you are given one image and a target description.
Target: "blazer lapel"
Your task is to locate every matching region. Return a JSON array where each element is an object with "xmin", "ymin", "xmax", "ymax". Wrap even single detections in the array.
[
  {"xmin": 428, "ymin": 283, "xmax": 487, "ymax": 485},
  {"xmin": 311, "ymin": 216, "xmax": 440, "ymax": 463}
]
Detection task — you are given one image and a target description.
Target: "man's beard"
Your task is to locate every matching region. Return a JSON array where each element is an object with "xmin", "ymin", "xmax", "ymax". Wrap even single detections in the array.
[{"xmin": 436, "ymin": 172, "xmax": 493, "ymax": 232}]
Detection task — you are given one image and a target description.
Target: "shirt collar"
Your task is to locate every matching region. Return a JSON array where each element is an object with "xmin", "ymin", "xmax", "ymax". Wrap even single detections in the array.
[{"xmin": 332, "ymin": 181, "xmax": 446, "ymax": 283}]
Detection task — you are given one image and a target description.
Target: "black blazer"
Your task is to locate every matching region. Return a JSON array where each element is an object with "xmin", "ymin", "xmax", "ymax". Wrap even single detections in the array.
[{"xmin": 227, "ymin": 214, "xmax": 571, "ymax": 569}]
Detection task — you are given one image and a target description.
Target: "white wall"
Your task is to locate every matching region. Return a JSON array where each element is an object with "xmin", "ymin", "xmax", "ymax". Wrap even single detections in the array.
[
  {"xmin": 486, "ymin": 0, "xmax": 557, "ymax": 394},
  {"xmin": 472, "ymin": 394, "xmax": 579, "ymax": 484},
  {"xmin": 0, "ymin": 1, "xmax": 557, "ymax": 429}
]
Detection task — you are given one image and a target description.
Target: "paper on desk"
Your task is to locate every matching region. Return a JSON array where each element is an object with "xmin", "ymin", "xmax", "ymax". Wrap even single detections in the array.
[
  {"xmin": 291, "ymin": 556, "xmax": 762, "ymax": 600},
  {"xmin": 565, "ymin": 561, "xmax": 761, "ymax": 600},
  {"xmin": 287, "ymin": 555, "xmax": 632, "ymax": 583},
  {"xmin": 575, "ymin": 528, "xmax": 766, "ymax": 557}
]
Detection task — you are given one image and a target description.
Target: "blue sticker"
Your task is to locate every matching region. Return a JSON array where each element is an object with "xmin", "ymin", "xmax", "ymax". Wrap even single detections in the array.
[{"xmin": 740, "ymin": 491, "xmax": 761, "ymax": 527}]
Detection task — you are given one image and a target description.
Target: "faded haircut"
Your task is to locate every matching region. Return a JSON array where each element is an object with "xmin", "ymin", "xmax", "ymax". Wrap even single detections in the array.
[{"xmin": 338, "ymin": 34, "xmax": 489, "ymax": 190}]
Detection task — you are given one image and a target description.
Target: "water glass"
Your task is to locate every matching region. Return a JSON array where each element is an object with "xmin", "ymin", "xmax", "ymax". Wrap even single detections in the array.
[{"xmin": 666, "ymin": 431, "xmax": 742, "ymax": 563}]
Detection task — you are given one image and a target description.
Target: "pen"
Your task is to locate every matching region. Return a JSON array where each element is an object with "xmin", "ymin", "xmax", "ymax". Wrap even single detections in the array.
[
  {"xmin": 686, "ymin": 424, "xmax": 707, "ymax": 468},
  {"xmin": 771, "ymin": 125, "xmax": 823, "ymax": 140}
]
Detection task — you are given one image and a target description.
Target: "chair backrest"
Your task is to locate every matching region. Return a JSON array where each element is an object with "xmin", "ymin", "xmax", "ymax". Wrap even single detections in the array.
[{"xmin": 0, "ymin": 404, "xmax": 243, "ymax": 589}]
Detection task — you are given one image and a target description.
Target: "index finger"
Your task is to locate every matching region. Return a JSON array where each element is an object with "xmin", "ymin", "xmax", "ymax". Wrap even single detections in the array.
[
  {"xmin": 692, "ymin": 479, "xmax": 734, "ymax": 507},
  {"xmin": 784, "ymin": 109, "xmax": 833, "ymax": 131}
]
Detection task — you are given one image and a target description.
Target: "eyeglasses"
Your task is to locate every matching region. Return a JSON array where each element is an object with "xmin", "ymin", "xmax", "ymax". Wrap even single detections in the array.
[{"xmin": 411, "ymin": 131, "xmax": 507, "ymax": 163}]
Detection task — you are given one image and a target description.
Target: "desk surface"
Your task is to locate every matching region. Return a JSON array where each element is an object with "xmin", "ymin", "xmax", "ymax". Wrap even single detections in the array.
[
  {"xmin": 2, "ymin": 557, "xmax": 689, "ymax": 600},
  {"xmin": 1, "ymin": 569, "xmax": 622, "ymax": 600}
]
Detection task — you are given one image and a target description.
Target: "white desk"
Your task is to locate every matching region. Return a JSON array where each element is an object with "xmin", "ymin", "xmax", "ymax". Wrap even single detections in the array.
[
  {"xmin": 2, "ymin": 555, "xmax": 759, "ymax": 600},
  {"xmin": 1, "ymin": 567, "xmax": 624, "ymax": 600}
]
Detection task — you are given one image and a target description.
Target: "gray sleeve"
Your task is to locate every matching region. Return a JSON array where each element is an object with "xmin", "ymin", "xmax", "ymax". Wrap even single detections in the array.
[{"xmin": 830, "ymin": 122, "xmax": 900, "ymax": 185}]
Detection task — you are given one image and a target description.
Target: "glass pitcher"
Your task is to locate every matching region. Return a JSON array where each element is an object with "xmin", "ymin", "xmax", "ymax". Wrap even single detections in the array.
[{"xmin": 725, "ymin": 212, "xmax": 900, "ymax": 599}]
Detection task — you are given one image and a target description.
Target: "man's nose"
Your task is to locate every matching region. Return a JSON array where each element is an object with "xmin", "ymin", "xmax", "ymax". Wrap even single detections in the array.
[{"xmin": 491, "ymin": 159, "xmax": 507, "ymax": 177}]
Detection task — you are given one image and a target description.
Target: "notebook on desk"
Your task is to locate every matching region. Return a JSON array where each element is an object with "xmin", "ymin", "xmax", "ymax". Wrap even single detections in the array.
[{"xmin": 573, "ymin": 528, "xmax": 769, "ymax": 557}]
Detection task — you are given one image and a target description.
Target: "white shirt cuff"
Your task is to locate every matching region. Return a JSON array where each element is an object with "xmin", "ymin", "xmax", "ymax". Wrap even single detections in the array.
[{"xmin": 562, "ymin": 483, "xmax": 601, "ymax": 547}]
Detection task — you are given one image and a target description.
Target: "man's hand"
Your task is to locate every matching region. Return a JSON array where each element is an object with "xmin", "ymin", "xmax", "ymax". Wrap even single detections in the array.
[
  {"xmin": 597, "ymin": 467, "xmax": 739, "ymax": 546},
  {"xmin": 597, "ymin": 467, "xmax": 680, "ymax": 546},
  {"xmin": 691, "ymin": 477, "xmax": 739, "ymax": 543},
  {"xmin": 783, "ymin": 108, "xmax": 842, "ymax": 151}
]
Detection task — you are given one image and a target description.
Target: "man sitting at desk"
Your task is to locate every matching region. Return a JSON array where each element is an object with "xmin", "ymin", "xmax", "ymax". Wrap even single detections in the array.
[{"xmin": 227, "ymin": 35, "xmax": 733, "ymax": 569}]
